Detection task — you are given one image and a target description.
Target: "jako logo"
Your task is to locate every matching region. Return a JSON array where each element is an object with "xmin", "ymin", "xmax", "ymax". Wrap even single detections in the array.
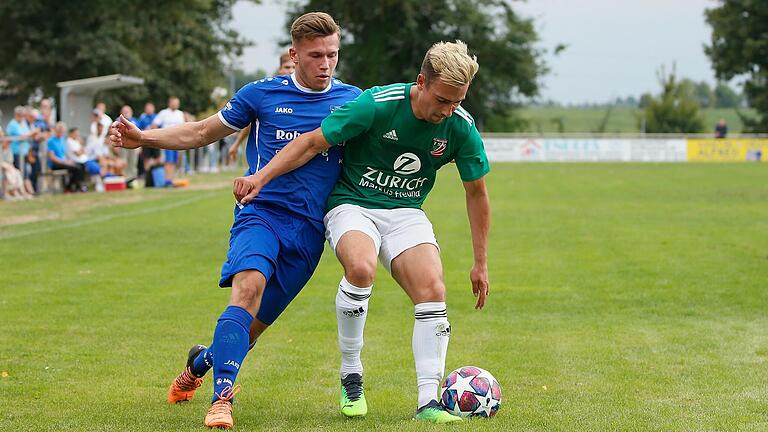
[
  {"xmin": 276, "ymin": 129, "xmax": 301, "ymax": 140},
  {"xmin": 275, "ymin": 107, "xmax": 293, "ymax": 114},
  {"xmin": 393, "ymin": 153, "xmax": 421, "ymax": 175}
]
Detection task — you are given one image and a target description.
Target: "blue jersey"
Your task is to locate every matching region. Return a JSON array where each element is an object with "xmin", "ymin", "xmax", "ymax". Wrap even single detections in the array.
[{"xmin": 219, "ymin": 74, "xmax": 361, "ymax": 230}]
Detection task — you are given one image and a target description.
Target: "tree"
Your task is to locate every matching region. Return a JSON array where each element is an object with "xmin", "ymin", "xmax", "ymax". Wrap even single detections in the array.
[
  {"xmin": 692, "ymin": 81, "xmax": 715, "ymax": 108},
  {"xmin": 0, "ymin": 1, "xmax": 251, "ymax": 115},
  {"xmin": 286, "ymin": 0, "xmax": 547, "ymax": 130},
  {"xmin": 705, "ymin": 0, "xmax": 768, "ymax": 132},
  {"xmin": 713, "ymin": 82, "xmax": 742, "ymax": 108},
  {"xmin": 641, "ymin": 66, "xmax": 704, "ymax": 133}
]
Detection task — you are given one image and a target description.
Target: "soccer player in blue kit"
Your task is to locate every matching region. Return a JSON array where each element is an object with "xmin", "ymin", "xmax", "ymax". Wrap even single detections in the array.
[{"xmin": 108, "ymin": 12, "xmax": 360, "ymax": 429}]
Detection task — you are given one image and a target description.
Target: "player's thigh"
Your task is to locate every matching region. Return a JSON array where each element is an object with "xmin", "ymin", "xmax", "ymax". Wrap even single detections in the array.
[
  {"xmin": 390, "ymin": 243, "xmax": 446, "ymax": 304},
  {"xmin": 255, "ymin": 222, "xmax": 325, "ymax": 325},
  {"xmin": 219, "ymin": 205, "xmax": 280, "ymax": 289},
  {"xmin": 325, "ymin": 204, "xmax": 381, "ymax": 284}
]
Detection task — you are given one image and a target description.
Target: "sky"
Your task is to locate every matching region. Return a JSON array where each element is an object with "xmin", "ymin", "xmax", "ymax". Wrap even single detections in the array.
[{"xmin": 231, "ymin": 0, "xmax": 721, "ymax": 104}]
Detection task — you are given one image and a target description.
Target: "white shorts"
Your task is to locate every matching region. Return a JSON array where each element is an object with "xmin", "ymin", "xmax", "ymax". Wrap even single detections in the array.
[{"xmin": 324, "ymin": 204, "xmax": 439, "ymax": 272}]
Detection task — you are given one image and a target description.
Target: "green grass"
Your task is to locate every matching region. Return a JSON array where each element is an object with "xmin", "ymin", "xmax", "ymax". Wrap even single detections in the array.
[
  {"xmin": 1, "ymin": 164, "xmax": 767, "ymax": 431},
  {"xmin": 492, "ymin": 107, "xmax": 758, "ymax": 134}
]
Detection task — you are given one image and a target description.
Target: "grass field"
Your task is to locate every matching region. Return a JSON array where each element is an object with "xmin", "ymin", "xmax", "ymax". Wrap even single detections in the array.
[
  {"xmin": 489, "ymin": 107, "xmax": 758, "ymax": 134},
  {"xmin": 1, "ymin": 164, "xmax": 767, "ymax": 431}
]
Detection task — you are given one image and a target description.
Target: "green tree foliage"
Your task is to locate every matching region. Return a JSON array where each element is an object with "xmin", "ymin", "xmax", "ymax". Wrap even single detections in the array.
[
  {"xmin": 0, "ymin": 1, "xmax": 249, "ymax": 115},
  {"xmin": 705, "ymin": 0, "xmax": 768, "ymax": 132},
  {"xmin": 692, "ymin": 81, "xmax": 715, "ymax": 108},
  {"xmin": 713, "ymin": 82, "xmax": 742, "ymax": 108},
  {"xmin": 641, "ymin": 67, "xmax": 704, "ymax": 133},
  {"xmin": 287, "ymin": 0, "xmax": 546, "ymax": 130}
]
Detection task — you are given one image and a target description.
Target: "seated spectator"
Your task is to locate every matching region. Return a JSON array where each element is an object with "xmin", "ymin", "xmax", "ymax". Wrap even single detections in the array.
[
  {"xmin": 66, "ymin": 127, "xmax": 89, "ymax": 164},
  {"xmin": 48, "ymin": 122, "xmax": 86, "ymax": 192},
  {"xmin": 90, "ymin": 103, "xmax": 112, "ymax": 139},
  {"xmin": 88, "ymin": 123, "xmax": 126, "ymax": 177}
]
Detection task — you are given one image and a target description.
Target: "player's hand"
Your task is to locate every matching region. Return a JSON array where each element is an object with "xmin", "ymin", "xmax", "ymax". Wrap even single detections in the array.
[
  {"xmin": 108, "ymin": 115, "xmax": 142, "ymax": 149},
  {"xmin": 470, "ymin": 262, "xmax": 489, "ymax": 310},
  {"xmin": 233, "ymin": 174, "xmax": 263, "ymax": 204}
]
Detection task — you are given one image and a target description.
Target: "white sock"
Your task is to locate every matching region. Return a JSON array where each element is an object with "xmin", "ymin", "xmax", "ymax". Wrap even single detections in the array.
[
  {"xmin": 336, "ymin": 276, "xmax": 372, "ymax": 378},
  {"xmin": 413, "ymin": 301, "xmax": 450, "ymax": 409}
]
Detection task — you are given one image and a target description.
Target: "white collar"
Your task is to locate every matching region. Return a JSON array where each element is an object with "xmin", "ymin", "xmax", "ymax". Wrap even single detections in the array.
[{"xmin": 290, "ymin": 73, "xmax": 333, "ymax": 94}]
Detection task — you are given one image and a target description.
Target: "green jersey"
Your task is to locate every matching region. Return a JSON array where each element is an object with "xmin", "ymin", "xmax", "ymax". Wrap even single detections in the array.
[{"xmin": 321, "ymin": 83, "xmax": 490, "ymax": 210}]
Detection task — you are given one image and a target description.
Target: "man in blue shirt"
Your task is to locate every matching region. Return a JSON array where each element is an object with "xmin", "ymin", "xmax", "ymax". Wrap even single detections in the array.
[
  {"xmin": 109, "ymin": 12, "xmax": 360, "ymax": 429},
  {"xmin": 47, "ymin": 122, "xmax": 85, "ymax": 191}
]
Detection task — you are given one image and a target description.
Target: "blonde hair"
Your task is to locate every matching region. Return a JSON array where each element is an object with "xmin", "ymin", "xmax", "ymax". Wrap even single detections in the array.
[
  {"xmin": 420, "ymin": 40, "xmax": 479, "ymax": 87},
  {"xmin": 290, "ymin": 12, "xmax": 340, "ymax": 43}
]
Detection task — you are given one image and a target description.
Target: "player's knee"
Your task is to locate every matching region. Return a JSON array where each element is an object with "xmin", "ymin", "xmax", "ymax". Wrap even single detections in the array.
[
  {"xmin": 420, "ymin": 279, "xmax": 447, "ymax": 302},
  {"xmin": 231, "ymin": 272, "xmax": 266, "ymax": 308},
  {"xmin": 344, "ymin": 260, "xmax": 376, "ymax": 287}
]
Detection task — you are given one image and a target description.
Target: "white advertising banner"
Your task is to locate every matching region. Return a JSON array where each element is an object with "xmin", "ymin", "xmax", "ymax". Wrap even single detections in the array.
[{"xmin": 483, "ymin": 137, "xmax": 688, "ymax": 162}]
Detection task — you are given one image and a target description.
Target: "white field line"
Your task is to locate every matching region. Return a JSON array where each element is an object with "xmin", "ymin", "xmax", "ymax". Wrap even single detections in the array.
[{"xmin": 0, "ymin": 192, "xmax": 220, "ymax": 241}]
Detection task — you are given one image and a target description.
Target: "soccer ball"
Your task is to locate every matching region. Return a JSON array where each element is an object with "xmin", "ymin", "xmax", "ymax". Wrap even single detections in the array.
[{"xmin": 440, "ymin": 366, "xmax": 502, "ymax": 417}]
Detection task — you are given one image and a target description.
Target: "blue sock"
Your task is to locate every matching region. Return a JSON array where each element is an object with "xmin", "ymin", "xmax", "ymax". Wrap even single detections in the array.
[
  {"xmin": 211, "ymin": 305, "xmax": 253, "ymax": 403},
  {"xmin": 190, "ymin": 340, "xmax": 257, "ymax": 378},
  {"xmin": 191, "ymin": 347, "xmax": 214, "ymax": 377}
]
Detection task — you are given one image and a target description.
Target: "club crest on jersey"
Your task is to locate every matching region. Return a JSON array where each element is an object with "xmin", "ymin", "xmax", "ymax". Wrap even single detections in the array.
[{"xmin": 431, "ymin": 138, "xmax": 447, "ymax": 157}]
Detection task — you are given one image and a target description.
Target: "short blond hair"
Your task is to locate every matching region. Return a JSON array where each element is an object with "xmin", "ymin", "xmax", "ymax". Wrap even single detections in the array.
[
  {"xmin": 420, "ymin": 40, "xmax": 479, "ymax": 87},
  {"xmin": 290, "ymin": 12, "xmax": 340, "ymax": 43}
]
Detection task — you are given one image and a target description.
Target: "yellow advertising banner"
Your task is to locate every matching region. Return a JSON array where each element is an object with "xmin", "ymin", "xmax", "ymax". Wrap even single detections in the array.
[{"xmin": 687, "ymin": 139, "xmax": 768, "ymax": 162}]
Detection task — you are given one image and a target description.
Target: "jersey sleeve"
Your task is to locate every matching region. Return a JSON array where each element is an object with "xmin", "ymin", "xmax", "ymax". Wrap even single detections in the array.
[
  {"xmin": 454, "ymin": 124, "xmax": 490, "ymax": 182},
  {"xmin": 320, "ymin": 89, "xmax": 375, "ymax": 146},
  {"xmin": 218, "ymin": 82, "xmax": 264, "ymax": 131}
]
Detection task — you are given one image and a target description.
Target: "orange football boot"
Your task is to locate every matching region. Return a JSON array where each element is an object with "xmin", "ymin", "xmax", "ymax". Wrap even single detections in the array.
[
  {"xmin": 204, "ymin": 385, "xmax": 241, "ymax": 429},
  {"xmin": 167, "ymin": 344, "xmax": 207, "ymax": 404}
]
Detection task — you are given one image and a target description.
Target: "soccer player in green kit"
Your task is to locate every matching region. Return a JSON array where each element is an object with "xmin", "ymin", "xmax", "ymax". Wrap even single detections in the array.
[{"xmin": 233, "ymin": 40, "xmax": 491, "ymax": 424}]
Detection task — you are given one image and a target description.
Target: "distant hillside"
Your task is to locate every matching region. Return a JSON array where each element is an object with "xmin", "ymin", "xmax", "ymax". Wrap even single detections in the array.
[{"xmin": 487, "ymin": 107, "xmax": 757, "ymax": 134}]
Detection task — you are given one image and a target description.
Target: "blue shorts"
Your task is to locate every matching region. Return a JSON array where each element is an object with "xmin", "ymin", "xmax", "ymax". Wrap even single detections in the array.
[
  {"xmin": 219, "ymin": 203, "xmax": 325, "ymax": 325},
  {"xmin": 164, "ymin": 150, "xmax": 179, "ymax": 164}
]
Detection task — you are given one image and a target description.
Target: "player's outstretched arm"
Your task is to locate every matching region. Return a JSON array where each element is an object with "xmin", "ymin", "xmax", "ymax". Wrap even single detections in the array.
[
  {"xmin": 109, "ymin": 113, "xmax": 235, "ymax": 151},
  {"xmin": 234, "ymin": 127, "xmax": 330, "ymax": 204},
  {"xmin": 463, "ymin": 177, "xmax": 491, "ymax": 309}
]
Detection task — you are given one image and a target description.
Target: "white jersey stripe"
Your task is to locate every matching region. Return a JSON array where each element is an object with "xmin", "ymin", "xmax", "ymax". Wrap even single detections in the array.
[
  {"xmin": 217, "ymin": 111, "xmax": 243, "ymax": 131},
  {"xmin": 372, "ymin": 89, "xmax": 405, "ymax": 99},
  {"xmin": 454, "ymin": 109, "xmax": 473, "ymax": 125},
  {"xmin": 373, "ymin": 96, "xmax": 406, "ymax": 102},
  {"xmin": 372, "ymin": 86, "xmax": 405, "ymax": 97}
]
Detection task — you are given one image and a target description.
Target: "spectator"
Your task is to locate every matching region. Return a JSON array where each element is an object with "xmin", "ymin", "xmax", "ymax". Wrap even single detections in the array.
[
  {"xmin": 136, "ymin": 102, "xmax": 157, "ymax": 179},
  {"xmin": 90, "ymin": 102, "xmax": 112, "ymax": 139},
  {"xmin": 151, "ymin": 96, "xmax": 186, "ymax": 181},
  {"xmin": 48, "ymin": 122, "xmax": 86, "ymax": 192},
  {"xmin": 86, "ymin": 123, "xmax": 123, "ymax": 177},
  {"xmin": 715, "ymin": 118, "xmax": 728, "ymax": 138},
  {"xmin": 120, "ymin": 105, "xmax": 139, "ymax": 178},
  {"xmin": 66, "ymin": 126, "xmax": 88, "ymax": 164},
  {"xmin": 1, "ymin": 127, "xmax": 33, "ymax": 200},
  {"xmin": 25, "ymin": 107, "xmax": 46, "ymax": 193},
  {"xmin": 39, "ymin": 98, "xmax": 55, "ymax": 129},
  {"xmin": 5, "ymin": 106, "xmax": 35, "ymax": 171},
  {"xmin": 137, "ymin": 102, "xmax": 156, "ymax": 130}
]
